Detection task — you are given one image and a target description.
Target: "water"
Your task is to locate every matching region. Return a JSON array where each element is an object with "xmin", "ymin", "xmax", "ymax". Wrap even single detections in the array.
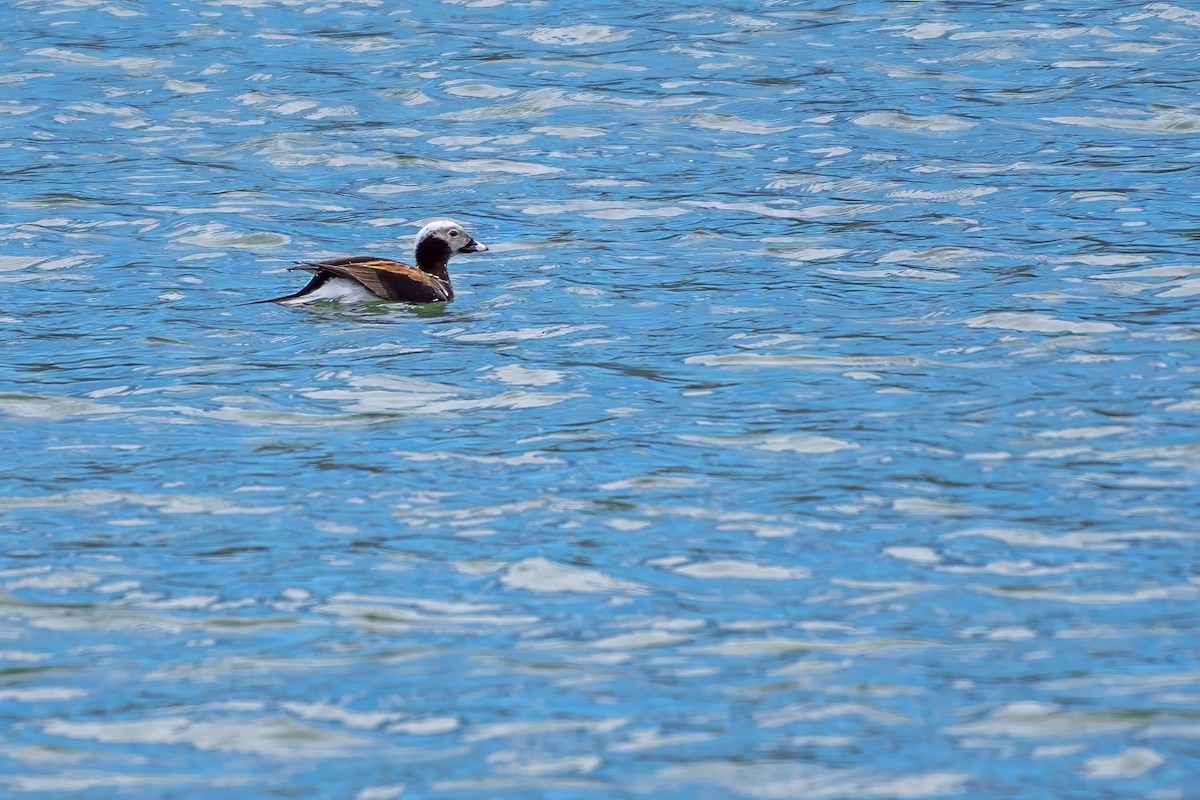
[{"xmin": 2, "ymin": 0, "xmax": 1199, "ymax": 796}]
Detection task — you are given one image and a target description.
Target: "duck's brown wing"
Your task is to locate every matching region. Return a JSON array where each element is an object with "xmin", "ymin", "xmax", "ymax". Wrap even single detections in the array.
[{"xmin": 295, "ymin": 256, "xmax": 453, "ymax": 303}]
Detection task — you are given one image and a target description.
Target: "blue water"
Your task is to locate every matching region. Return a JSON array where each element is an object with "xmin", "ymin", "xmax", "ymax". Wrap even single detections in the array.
[{"xmin": 2, "ymin": 1, "xmax": 1199, "ymax": 797}]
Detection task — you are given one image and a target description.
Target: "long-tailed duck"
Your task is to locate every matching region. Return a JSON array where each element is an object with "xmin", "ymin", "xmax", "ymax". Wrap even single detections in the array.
[{"xmin": 257, "ymin": 219, "xmax": 487, "ymax": 304}]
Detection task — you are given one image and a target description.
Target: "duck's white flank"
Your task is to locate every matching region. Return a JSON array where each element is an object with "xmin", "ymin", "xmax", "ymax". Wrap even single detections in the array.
[{"xmin": 279, "ymin": 278, "xmax": 377, "ymax": 304}]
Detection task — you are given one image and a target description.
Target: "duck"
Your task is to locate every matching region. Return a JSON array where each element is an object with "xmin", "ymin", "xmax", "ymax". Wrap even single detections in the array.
[{"xmin": 257, "ymin": 219, "xmax": 488, "ymax": 304}]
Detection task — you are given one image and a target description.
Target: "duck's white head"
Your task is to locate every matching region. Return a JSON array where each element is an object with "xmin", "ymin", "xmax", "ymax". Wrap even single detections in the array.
[{"xmin": 416, "ymin": 219, "xmax": 487, "ymax": 257}]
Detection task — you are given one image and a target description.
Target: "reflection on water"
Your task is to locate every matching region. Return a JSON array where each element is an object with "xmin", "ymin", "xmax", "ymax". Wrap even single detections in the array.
[{"xmin": 2, "ymin": 0, "xmax": 1199, "ymax": 796}]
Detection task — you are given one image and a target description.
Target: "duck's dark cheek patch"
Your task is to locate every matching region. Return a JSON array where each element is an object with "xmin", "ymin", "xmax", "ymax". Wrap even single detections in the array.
[{"xmin": 415, "ymin": 235, "xmax": 453, "ymax": 267}]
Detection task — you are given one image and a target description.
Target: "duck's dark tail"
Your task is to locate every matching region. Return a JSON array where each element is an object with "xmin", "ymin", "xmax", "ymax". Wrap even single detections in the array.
[{"xmin": 245, "ymin": 270, "xmax": 329, "ymax": 305}]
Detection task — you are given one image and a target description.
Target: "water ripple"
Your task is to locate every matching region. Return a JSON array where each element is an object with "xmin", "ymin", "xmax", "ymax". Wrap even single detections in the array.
[{"xmin": 2, "ymin": 0, "xmax": 1199, "ymax": 796}]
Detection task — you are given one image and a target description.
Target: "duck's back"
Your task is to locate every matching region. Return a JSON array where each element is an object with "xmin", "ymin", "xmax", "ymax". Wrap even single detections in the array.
[{"xmin": 294, "ymin": 256, "xmax": 453, "ymax": 303}]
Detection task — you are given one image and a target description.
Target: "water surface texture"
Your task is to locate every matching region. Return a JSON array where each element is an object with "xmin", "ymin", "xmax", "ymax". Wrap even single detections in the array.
[{"xmin": 2, "ymin": 1, "xmax": 1199, "ymax": 797}]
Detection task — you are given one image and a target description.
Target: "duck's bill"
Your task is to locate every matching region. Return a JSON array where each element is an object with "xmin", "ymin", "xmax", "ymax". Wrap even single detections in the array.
[{"xmin": 460, "ymin": 239, "xmax": 488, "ymax": 253}]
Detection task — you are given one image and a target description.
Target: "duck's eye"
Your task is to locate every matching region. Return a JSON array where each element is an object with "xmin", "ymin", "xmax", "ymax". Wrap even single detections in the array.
[{"xmin": 449, "ymin": 230, "xmax": 460, "ymax": 238}]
